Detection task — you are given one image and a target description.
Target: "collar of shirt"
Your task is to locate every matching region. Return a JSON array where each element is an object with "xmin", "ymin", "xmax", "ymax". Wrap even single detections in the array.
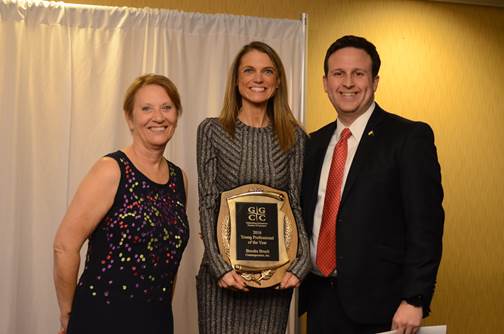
[{"xmin": 335, "ymin": 101, "xmax": 375, "ymax": 143}]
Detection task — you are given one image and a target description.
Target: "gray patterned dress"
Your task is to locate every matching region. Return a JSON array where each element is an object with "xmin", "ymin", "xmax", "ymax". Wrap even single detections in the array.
[{"xmin": 196, "ymin": 117, "xmax": 310, "ymax": 334}]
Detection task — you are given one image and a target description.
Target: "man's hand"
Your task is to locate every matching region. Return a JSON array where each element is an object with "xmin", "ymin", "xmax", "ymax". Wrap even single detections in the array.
[
  {"xmin": 391, "ymin": 301, "xmax": 423, "ymax": 334},
  {"xmin": 218, "ymin": 271, "xmax": 249, "ymax": 292}
]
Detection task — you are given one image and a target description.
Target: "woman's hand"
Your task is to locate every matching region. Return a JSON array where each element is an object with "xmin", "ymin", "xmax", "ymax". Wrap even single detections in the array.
[
  {"xmin": 277, "ymin": 271, "xmax": 300, "ymax": 289},
  {"xmin": 218, "ymin": 271, "xmax": 249, "ymax": 292},
  {"xmin": 58, "ymin": 312, "xmax": 70, "ymax": 334}
]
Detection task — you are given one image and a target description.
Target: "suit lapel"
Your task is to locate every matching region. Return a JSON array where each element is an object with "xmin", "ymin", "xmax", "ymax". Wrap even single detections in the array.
[
  {"xmin": 303, "ymin": 121, "xmax": 337, "ymax": 233},
  {"xmin": 340, "ymin": 105, "xmax": 385, "ymax": 205},
  {"xmin": 312, "ymin": 122, "xmax": 337, "ymax": 174},
  {"xmin": 308, "ymin": 122, "xmax": 337, "ymax": 199}
]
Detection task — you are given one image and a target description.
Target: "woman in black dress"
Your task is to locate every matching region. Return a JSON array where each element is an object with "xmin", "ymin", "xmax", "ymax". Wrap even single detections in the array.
[{"xmin": 53, "ymin": 74, "xmax": 189, "ymax": 334}]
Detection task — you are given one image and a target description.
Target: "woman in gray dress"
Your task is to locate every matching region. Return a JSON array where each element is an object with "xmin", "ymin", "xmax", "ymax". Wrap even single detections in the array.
[{"xmin": 196, "ymin": 41, "xmax": 310, "ymax": 333}]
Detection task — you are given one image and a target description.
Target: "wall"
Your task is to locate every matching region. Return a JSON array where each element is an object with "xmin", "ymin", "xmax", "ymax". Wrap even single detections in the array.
[{"xmin": 51, "ymin": 0, "xmax": 504, "ymax": 332}]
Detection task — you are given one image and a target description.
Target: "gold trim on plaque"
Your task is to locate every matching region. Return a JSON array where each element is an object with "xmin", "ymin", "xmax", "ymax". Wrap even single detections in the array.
[{"xmin": 216, "ymin": 184, "xmax": 298, "ymax": 288}]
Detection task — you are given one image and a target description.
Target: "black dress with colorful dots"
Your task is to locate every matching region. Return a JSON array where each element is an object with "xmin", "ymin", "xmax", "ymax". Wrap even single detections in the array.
[{"xmin": 67, "ymin": 151, "xmax": 189, "ymax": 334}]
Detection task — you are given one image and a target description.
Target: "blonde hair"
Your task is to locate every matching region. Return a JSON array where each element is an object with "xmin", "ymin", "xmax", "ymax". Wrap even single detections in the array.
[{"xmin": 219, "ymin": 41, "xmax": 300, "ymax": 151}]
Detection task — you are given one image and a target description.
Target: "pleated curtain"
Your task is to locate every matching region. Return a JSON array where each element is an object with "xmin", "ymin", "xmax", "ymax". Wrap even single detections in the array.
[{"xmin": 0, "ymin": 1, "xmax": 305, "ymax": 333}]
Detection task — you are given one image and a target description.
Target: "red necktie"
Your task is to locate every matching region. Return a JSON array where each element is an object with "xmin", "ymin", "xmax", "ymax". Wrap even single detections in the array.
[{"xmin": 316, "ymin": 128, "xmax": 351, "ymax": 277}]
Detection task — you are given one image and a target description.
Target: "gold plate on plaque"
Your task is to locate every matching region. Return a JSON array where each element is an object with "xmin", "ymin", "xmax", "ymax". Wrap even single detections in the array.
[{"xmin": 216, "ymin": 184, "xmax": 298, "ymax": 288}]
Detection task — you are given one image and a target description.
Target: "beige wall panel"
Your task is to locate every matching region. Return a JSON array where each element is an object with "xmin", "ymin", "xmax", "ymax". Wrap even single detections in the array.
[{"xmin": 52, "ymin": 0, "xmax": 504, "ymax": 332}]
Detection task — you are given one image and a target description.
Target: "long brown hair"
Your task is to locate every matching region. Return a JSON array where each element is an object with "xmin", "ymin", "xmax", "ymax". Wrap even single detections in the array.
[{"xmin": 219, "ymin": 41, "xmax": 300, "ymax": 151}]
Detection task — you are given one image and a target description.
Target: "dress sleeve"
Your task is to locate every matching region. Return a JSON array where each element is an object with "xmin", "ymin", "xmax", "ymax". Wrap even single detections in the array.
[
  {"xmin": 197, "ymin": 119, "xmax": 233, "ymax": 279},
  {"xmin": 286, "ymin": 126, "xmax": 311, "ymax": 279}
]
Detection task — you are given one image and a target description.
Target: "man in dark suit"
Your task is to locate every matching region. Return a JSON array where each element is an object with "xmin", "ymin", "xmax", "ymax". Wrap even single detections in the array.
[{"xmin": 300, "ymin": 35, "xmax": 444, "ymax": 334}]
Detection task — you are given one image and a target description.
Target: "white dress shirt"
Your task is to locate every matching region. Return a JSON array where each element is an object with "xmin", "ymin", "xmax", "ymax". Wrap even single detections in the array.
[{"xmin": 310, "ymin": 102, "xmax": 375, "ymax": 276}]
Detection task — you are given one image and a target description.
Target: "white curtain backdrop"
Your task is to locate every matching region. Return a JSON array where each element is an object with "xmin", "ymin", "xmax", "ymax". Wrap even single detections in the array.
[{"xmin": 0, "ymin": 1, "xmax": 306, "ymax": 333}]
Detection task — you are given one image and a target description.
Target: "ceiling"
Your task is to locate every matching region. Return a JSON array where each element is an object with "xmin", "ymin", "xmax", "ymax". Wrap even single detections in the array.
[{"xmin": 428, "ymin": 0, "xmax": 504, "ymax": 7}]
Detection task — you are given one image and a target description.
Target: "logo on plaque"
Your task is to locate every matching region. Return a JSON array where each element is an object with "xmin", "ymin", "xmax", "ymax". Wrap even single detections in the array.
[{"xmin": 217, "ymin": 184, "xmax": 298, "ymax": 288}]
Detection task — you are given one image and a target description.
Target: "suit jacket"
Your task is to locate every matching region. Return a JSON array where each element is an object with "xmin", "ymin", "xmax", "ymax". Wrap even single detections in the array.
[{"xmin": 301, "ymin": 104, "xmax": 444, "ymax": 323}]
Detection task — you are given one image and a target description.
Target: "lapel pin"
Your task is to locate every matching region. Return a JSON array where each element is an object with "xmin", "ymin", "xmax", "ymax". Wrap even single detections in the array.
[{"xmin": 368, "ymin": 130, "xmax": 374, "ymax": 136}]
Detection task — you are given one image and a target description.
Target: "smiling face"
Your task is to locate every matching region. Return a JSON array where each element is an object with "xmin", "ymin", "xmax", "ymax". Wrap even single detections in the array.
[
  {"xmin": 323, "ymin": 47, "xmax": 379, "ymax": 125},
  {"xmin": 237, "ymin": 49, "xmax": 279, "ymax": 109},
  {"xmin": 127, "ymin": 84, "xmax": 178, "ymax": 150}
]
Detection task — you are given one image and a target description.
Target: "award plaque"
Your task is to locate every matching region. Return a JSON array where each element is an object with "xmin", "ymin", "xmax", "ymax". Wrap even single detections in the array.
[{"xmin": 216, "ymin": 184, "xmax": 298, "ymax": 288}]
